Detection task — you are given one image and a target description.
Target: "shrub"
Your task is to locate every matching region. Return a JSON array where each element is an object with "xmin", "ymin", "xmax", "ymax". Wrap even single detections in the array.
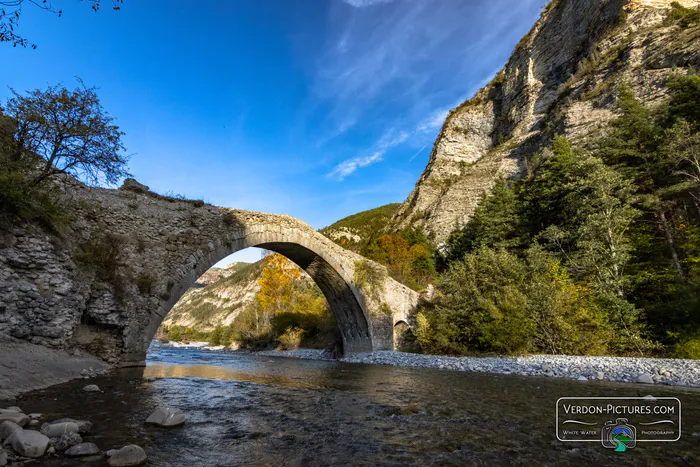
[
  {"xmin": 664, "ymin": 2, "xmax": 700, "ymax": 28},
  {"xmin": 353, "ymin": 259, "xmax": 386, "ymax": 299},
  {"xmin": 672, "ymin": 335, "xmax": 700, "ymax": 359},
  {"xmin": 416, "ymin": 247, "xmax": 613, "ymax": 356},
  {"xmin": 278, "ymin": 327, "xmax": 304, "ymax": 350},
  {"xmin": 76, "ymin": 232, "xmax": 129, "ymax": 299},
  {"xmin": 135, "ymin": 272, "xmax": 156, "ymax": 294}
]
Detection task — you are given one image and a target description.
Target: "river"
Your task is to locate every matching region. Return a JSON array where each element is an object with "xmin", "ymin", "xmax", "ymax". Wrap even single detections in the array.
[{"xmin": 14, "ymin": 343, "xmax": 700, "ymax": 466}]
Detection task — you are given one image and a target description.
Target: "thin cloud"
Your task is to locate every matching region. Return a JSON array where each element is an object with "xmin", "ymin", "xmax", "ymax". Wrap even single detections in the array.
[
  {"xmin": 327, "ymin": 152, "xmax": 384, "ymax": 181},
  {"xmin": 342, "ymin": 0, "xmax": 396, "ymax": 7}
]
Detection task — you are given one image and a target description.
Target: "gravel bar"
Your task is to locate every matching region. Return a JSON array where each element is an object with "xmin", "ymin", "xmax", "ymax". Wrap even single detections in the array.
[{"xmin": 256, "ymin": 349, "xmax": 700, "ymax": 388}]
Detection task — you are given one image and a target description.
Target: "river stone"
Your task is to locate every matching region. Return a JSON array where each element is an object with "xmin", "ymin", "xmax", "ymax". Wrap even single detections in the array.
[
  {"xmin": 6, "ymin": 429, "xmax": 50, "ymax": 458},
  {"xmin": 596, "ymin": 371, "xmax": 605, "ymax": 380},
  {"xmin": 83, "ymin": 384, "xmax": 101, "ymax": 392},
  {"xmin": 3, "ymin": 408, "xmax": 21, "ymax": 413},
  {"xmin": 637, "ymin": 373, "xmax": 654, "ymax": 384},
  {"xmin": 0, "ymin": 421, "xmax": 22, "ymax": 442},
  {"xmin": 107, "ymin": 444, "xmax": 147, "ymax": 466},
  {"xmin": 65, "ymin": 442, "xmax": 100, "ymax": 457},
  {"xmin": 52, "ymin": 432, "xmax": 83, "ymax": 451},
  {"xmin": 41, "ymin": 421, "xmax": 79, "ymax": 437},
  {"xmin": 577, "ymin": 376, "xmax": 588, "ymax": 382},
  {"xmin": 51, "ymin": 418, "xmax": 92, "ymax": 433},
  {"xmin": 0, "ymin": 446, "xmax": 6, "ymax": 467},
  {"xmin": 0, "ymin": 412, "xmax": 29, "ymax": 427},
  {"xmin": 145, "ymin": 407, "xmax": 185, "ymax": 427},
  {"xmin": 28, "ymin": 413, "xmax": 42, "ymax": 420}
]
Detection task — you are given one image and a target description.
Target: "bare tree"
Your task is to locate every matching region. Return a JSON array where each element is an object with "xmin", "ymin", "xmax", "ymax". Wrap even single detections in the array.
[
  {"xmin": 1, "ymin": 0, "xmax": 122, "ymax": 48},
  {"xmin": 4, "ymin": 80, "xmax": 130, "ymax": 186}
]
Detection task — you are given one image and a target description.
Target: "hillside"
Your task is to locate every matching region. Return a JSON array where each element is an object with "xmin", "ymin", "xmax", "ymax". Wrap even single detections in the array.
[
  {"xmin": 319, "ymin": 203, "xmax": 400, "ymax": 253},
  {"xmin": 159, "ymin": 261, "xmax": 265, "ymax": 332},
  {"xmin": 391, "ymin": 0, "xmax": 700, "ymax": 243}
]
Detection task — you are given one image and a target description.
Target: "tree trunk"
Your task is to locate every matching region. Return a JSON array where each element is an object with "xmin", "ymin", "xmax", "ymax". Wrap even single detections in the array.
[{"xmin": 658, "ymin": 210, "xmax": 685, "ymax": 282}]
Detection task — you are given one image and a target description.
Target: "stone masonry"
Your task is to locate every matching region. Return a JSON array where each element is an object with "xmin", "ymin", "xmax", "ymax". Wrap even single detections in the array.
[{"xmin": 0, "ymin": 176, "xmax": 419, "ymax": 366}]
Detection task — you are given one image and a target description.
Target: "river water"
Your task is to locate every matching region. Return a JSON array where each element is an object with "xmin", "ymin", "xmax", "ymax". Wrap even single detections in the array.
[{"xmin": 15, "ymin": 344, "xmax": 700, "ymax": 466}]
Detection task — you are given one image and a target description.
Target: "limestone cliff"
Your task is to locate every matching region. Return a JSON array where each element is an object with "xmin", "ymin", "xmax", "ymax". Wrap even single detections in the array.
[{"xmin": 392, "ymin": 0, "xmax": 700, "ymax": 243}]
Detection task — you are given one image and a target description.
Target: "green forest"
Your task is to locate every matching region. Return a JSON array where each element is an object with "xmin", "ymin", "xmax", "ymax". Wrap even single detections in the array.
[{"xmin": 414, "ymin": 73, "xmax": 700, "ymax": 359}]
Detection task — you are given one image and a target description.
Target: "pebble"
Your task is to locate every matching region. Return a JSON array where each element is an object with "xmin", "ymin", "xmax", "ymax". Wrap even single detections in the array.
[
  {"xmin": 0, "ymin": 412, "xmax": 29, "ymax": 427},
  {"xmin": 83, "ymin": 384, "xmax": 101, "ymax": 392},
  {"xmin": 41, "ymin": 422, "xmax": 79, "ymax": 437},
  {"xmin": 637, "ymin": 373, "xmax": 654, "ymax": 384},
  {"xmin": 65, "ymin": 442, "xmax": 101, "ymax": 457},
  {"xmin": 51, "ymin": 418, "xmax": 92, "ymax": 434},
  {"xmin": 577, "ymin": 376, "xmax": 587, "ymax": 382},
  {"xmin": 107, "ymin": 444, "xmax": 147, "ymax": 466},
  {"xmin": 52, "ymin": 432, "xmax": 83, "ymax": 451},
  {"xmin": 256, "ymin": 350, "xmax": 700, "ymax": 387}
]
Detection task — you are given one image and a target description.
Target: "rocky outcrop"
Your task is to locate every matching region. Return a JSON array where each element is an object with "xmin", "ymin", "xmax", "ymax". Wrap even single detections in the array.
[
  {"xmin": 392, "ymin": 0, "xmax": 700, "ymax": 243},
  {"xmin": 0, "ymin": 177, "xmax": 419, "ymax": 367}
]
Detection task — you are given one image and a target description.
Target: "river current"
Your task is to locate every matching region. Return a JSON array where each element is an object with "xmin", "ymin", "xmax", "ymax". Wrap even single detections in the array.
[{"xmin": 16, "ymin": 343, "xmax": 700, "ymax": 466}]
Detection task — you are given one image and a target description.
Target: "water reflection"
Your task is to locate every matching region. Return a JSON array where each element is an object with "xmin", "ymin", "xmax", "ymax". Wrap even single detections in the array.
[{"xmin": 14, "ymin": 345, "xmax": 700, "ymax": 467}]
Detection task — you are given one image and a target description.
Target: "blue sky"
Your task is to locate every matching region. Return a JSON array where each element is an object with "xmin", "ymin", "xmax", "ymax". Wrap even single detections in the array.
[{"xmin": 0, "ymin": 0, "xmax": 543, "ymax": 263}]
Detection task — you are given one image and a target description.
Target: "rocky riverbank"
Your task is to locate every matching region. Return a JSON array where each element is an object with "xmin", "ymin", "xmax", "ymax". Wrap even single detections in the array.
[
  {"xmin": 0, "ymin": 401, "xmax": 181, "ymax": 466},
  {"xmin": 0, "ymin": 336, "xmax": 109, "ymax": 401},
  {"xmin": 256, "ymin": 349, "xmax": 700, "ymax": 388}
]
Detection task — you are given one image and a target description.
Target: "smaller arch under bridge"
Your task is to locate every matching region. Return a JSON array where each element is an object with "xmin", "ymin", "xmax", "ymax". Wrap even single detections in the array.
[{"xmin": 66, "ymin": 185, "xmax": 419, "ymax": 366}]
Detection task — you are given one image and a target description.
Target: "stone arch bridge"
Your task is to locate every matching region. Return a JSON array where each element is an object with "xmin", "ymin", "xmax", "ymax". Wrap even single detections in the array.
[{"xmin": 0, "ymin": 179, "xmax": 419, "ymax": 366}]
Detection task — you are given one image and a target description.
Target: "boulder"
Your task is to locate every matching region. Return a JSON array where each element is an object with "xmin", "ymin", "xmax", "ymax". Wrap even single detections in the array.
[
  {"xmin": 637, "ymin": 373, "xmax": 654, "ymax": 384},
  {"xmin": 0, "ymin": 421, "xmax": 22, "ymax": 442},
  {"xmin": 6, "ymin": 429, "xmax": 50, "ymax": 458},
  {"xmin": 51, "ymin": 418, "xmax": 92, "ymax": 433},
  {"xmin": 0, "ymin": 412, "xmax": 29, "ymax": 428},
  {"xmin": 65, "ymin": 442, "xmax": 101, "ymax": 457},
  {"xmin": 52, "ymin": 432, "xmax": 83, "ymax": 451},
  {"xmin": 41, "ymin": 421, "xmax": 79, "ymax": 437},
  {"xmin": 120, "ymin": 178, "xmax": 150, "ymax": 194},
  {"xmin": 83, "ymin": 384, "xmax": 101, "ymax": 392},
  {"xmin": 107, "ymin": 444, "xmax": 147, "ymax": 466},
  {"xmin": 145, "ymin": 407, "xmax": 185, "ymax": 427}
]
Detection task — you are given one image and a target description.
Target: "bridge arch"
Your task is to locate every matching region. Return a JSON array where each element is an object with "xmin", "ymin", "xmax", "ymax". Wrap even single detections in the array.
[{"xmin": 131, "ymin": 209, "xmax": 412, "ymax": 364}]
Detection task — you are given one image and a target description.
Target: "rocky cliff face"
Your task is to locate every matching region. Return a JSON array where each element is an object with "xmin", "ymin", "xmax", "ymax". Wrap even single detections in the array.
[{"xmin": 392, "ymin": 0, "xmax": 700, "ymax": 243}]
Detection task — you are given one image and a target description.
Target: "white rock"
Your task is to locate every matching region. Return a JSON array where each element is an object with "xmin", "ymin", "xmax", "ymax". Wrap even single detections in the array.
[
  {"xmin": 641, "ymin": 395, "xmax": 657, "ymax": 401},
  {"xmin": 0, "ymin": 421, "xmax": 22, "ymax": 442},
  {"xmin": 108, "ymin": 444, "xmax": 147, "ymax": 466},
  {"xmin": 145, "ymin": 407, "xmax": 185, "ymax": 427},
  {"xmin": 0, "ymin": 412, "xmax": 29, "ymax": 427},
  {"xmin": 65, "ymin": 442, "xmax": 101, "ymax": 457},
  {"xmin": 41, "ymin": 421, "xmax": 79, "ymax": 437},
  {"xmin": 6, "ymin": 429, "xmax": 50, "ymax": 458},
  {"xmin": 637, "ymin": 373, "xmax": 654, "ymax": 384},
  {"xmin": 596, "ymin": 371, "xmax": 605, "ymax": 380},
  {"xmin": 83, "ymin": 384, "xmax": 101, "ymax": 392},
  {"xmin": 577, "ymin": 376, "xmax": 588, "ymax": 382}
]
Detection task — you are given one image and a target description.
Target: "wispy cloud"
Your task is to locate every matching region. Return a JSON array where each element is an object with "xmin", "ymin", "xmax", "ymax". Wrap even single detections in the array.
[
  {"xmin": 310, "ymin": 0, "xmax": 542, "ymax": 145},
  {"xmin": 327, "ymin": 152, "xmax": 384, "ymax": 181},
  {"xmin": 341, "ymin": 0, "xmax": 396, "ymax": 7}
]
